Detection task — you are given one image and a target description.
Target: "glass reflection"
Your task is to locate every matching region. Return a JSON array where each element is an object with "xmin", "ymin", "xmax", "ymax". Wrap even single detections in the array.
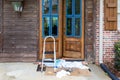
[
  {"xmin": 43, "ymin": 0, "xmax": 50, "ymax": 14},
  {"xmin": 67, "ymin": 0, "xmax": 72, "ymax": 15},
  {"xmin": 75, "ymin": 0, "xmax": 80, "ymax": 14},
  {"xmin": 67, "ymin": 18, "xmax": 72, "ymax": 35},
  {"xmin": 52, "ymin": 0, "xmax": 58, "ymax": 14},
  {"xmin": 43, "ymin": 17, "xmax": 50, "ymax": 36},
  {"xmin": 75, "ymin": 18, "xmax": 80, "ymax": 36},
  {"xmin": 52, "ymin": 17, "xmax": 58, "ymax": 36}
]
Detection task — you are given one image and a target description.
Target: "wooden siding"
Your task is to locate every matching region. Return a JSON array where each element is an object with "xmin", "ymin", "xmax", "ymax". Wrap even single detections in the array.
[
  {"xmin": 0, "ymin": 0, "xmax": 39, "ymax": 62},
  {"xmin": 0, "ymin": 0, "xmax": 3, "ymax": 53}
]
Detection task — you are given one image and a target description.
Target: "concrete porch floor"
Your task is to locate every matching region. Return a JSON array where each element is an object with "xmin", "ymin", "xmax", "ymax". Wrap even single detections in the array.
[{"xmin": 0, "ymin": 63, "xmax": 111, "ymax": 80}]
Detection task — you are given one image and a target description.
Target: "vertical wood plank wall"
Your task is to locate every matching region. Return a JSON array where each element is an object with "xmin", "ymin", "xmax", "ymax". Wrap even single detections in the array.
[
  {"xmin": 0, "ymin": 0, "xmax": 2, "ymax": 53},
  {"xmin": 0, "ymin": 0, "xmax": 39, "ymax": 62}
]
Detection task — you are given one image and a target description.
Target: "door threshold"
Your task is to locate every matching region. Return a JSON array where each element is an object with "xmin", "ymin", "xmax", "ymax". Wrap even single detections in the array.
[
  {"xmin": 62, "ymin": 57, "xmax": 85, "ymax": 61},
  {"xmin": 38, "ymin": 58, "xmax": 84, "ymax": 62}
]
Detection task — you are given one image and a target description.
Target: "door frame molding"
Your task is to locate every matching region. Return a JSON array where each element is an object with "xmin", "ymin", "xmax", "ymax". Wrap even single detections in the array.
[{"xmin": 81, "ymin": 0, "xmax": 85, "ymax": 59}]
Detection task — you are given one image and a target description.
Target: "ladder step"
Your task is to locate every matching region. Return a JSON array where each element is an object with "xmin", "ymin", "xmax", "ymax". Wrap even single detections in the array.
[
  {"xmin": 45, "ymin": 51, "xmax": 54, "ymax": 54},
  {"xmin": 44, "ymin": 59, "xmax": 53, "ymax": 61}
]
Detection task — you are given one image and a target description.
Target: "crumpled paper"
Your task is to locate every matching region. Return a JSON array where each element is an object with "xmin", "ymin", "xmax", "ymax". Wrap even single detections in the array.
[{"xmin": 56, "ymin": 70, "xmax": 70, "ymax": 78}]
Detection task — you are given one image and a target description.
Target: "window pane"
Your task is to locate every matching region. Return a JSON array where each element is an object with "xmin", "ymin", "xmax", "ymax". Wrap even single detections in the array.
[
  {"xmin": 67, "ymin": 18, "xmax": 72, "ymax": 35},
  {"xmin": 75, "ymin": 0, "xmax": 80, "ymax": 14},
  {"xmin": 43, "ymin": 17, "xmax": 50, "ymax": 36},
  {"xmin": 43, "ymin": 0, "xmax": 50, "ymax": 14},
  {"xmin": 52, "ymin": 17, "xmax": 58, "ymax": 36},
  {"xmin": 67, "ymin": 0, "xmax": 72, "ymax": 15},
  {"xmin": 52, "ymin": 0, "xmax": 58, "ymax": 14},
  {"xmin": 75, "ymin": 18, "xmax": 80, "ymax": 36}
]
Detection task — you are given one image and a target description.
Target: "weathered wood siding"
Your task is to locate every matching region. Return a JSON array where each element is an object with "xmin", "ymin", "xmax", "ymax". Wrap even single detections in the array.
[
  {"xmin": 0, "ymin": 0, "xmax": 3, "ymax": 53},
  {"xmin": 85, "ymin": 0, "xmax": 96, "ymax": 63},
  {"xmin": 0, "ymin": 0, "xmax": 39, "ymax": 62}
]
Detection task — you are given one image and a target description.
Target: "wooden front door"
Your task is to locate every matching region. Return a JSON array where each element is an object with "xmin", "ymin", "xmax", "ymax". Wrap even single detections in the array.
[
  {"xmin": 39, "ymin": 0, "xmax": 63, "ymax": 59},
  {"xmin": 63, "ymin": 0, "xmax": 84, "ymax": 59},
  {"xmin": 39, "ymin": 0, "xmax": 84, "ymax": 59}
]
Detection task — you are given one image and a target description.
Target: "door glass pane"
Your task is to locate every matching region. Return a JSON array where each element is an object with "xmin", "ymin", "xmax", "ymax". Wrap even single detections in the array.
[
  {"xmin": 43, "ymin": 0, "xmax": 50, "ymax": 14},
  {"xmin": 67, "ymin": 0, "xmax": 72, "ymax": 15},
  {"xmin": 52, "ymin": 17, "xmax": 58, "ymax": 36},
  {"xmin": 43, "ymin": 17, "xmax": 50, "ymax": 36},
  {"xmin": 75, "ymin": 18, "xmax": 80, "ymax": 36},
  {"xmin": 75, "ymin": 0, "xmax": 80, "ymax": 14},
  {"xmin": 67, "ymin": 18, "xmax": 72, "ymax": 35},
  {"xmin": 52, "ymin": 0, "xmax": 58, "ymax": 14}
]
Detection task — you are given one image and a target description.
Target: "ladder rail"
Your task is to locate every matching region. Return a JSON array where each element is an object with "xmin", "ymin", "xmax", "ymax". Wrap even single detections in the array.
[{"xmin": 41, "ymin": 36, "xmax": 56, "ymax": 72}]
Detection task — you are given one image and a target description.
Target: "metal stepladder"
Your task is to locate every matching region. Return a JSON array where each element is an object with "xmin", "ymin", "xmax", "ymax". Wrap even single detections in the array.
[{"xmin": 41, "ymin": 36, "xmax": 56, "ymax": 72}]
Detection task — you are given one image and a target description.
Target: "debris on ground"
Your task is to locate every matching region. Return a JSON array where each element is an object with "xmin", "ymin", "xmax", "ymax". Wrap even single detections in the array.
[
  {"xmin": 6, "ymin": 70, "xmax": 24, "ymax": 78},
  {"xmin": 56, "ymin": 70, "xmax": 70, "ymax": 78},
  {"xmin": 37, "ymin": 59, "xmax": 91, "ymax": 78},
  {"xmin": 44, "ymin": 59, "xmax": 89, "ymax": 69}
]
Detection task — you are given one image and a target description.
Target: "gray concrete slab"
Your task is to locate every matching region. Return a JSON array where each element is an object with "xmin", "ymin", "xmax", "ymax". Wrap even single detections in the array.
[{"xmin": 0, "ymin": 63, "xmax": 111, "ymax": 80}]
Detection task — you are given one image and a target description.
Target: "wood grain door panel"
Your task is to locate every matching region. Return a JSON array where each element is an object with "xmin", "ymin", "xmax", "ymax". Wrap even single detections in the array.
[
  {"xmin": 40, "ymin": 39, "xmax": 61, "ymax": 59},
  {"xmin": 63, "ymin": 38, "xmax": 82, "ymax": 58},
  {"xmin": 65, "ymin": 40, "xmax": 81, "ymax": 52}
]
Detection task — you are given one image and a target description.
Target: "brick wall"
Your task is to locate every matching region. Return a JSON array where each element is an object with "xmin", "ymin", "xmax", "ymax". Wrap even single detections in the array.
[
  {"xmin": 103, "ymin": 31, "xmax": 120, "ymax": 62},
  {"xmin": 95, "ymin": 0, "xmax": 120, "ymax": 64},
  {"xmin": 95, "ymin": 0, "xmax": 100, "ymax": 64},
  {"xmin": 85, "ymin": 0, "xmax": 96, "ymax": 63}
]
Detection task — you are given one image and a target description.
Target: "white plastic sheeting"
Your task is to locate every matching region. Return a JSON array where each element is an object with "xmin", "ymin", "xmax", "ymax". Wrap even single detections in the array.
[
  {"xmin": 45, "ymin": 59, "xmax": 89, "ymax": 69},
  {"xmin": 56, "ymin": 70, "xmax": 70, "ymax": 78}
]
